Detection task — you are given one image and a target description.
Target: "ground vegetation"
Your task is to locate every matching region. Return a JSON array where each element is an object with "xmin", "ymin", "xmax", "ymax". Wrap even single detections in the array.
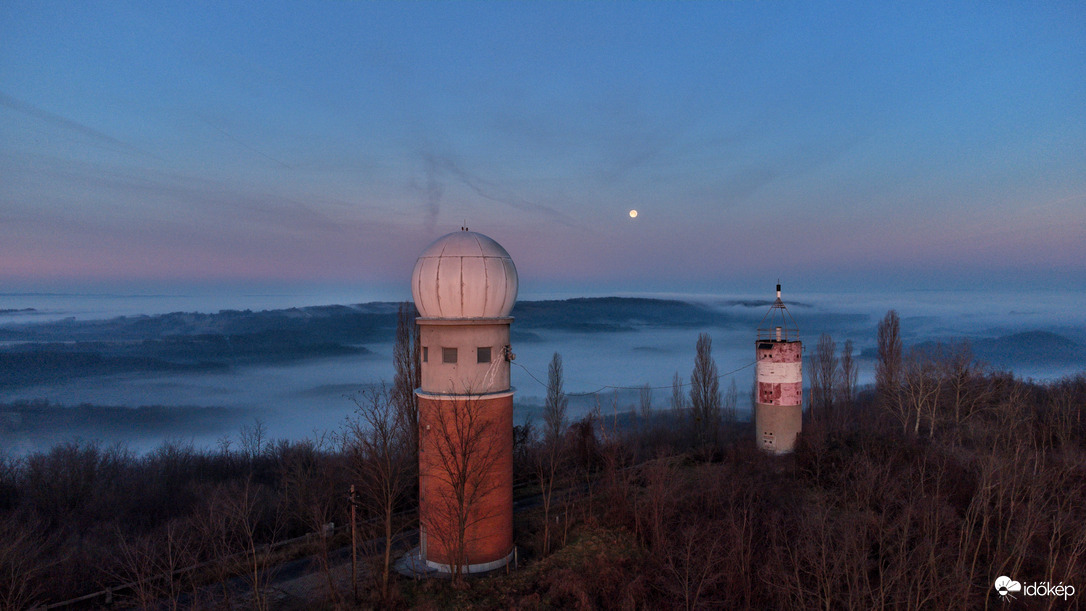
[{"xmin": 2, "ymin": 311, "xmax": 1085, "ymax": 609}]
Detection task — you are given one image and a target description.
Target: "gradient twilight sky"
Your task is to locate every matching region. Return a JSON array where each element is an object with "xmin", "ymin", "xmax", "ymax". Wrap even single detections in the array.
[{"xmin": 1, "ymin": 1, "xmax": 1084, "ymax": 299}]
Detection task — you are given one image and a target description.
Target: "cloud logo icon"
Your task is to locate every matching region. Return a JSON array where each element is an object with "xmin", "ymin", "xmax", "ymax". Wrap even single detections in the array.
[{"xmin": 995, "ymin": 576, "xmax": 1022, "ymax": 597}]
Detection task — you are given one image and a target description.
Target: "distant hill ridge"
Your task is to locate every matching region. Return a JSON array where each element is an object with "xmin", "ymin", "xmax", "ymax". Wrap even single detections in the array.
[
  {"xmin": 0, "ymin": 297, "xmax": 723, "ymax": 388},
  {"xmin": 0, "ymin": 297, "xmax": 721, "ymax": 342},
  {"xmin": 914, "ymin": 331, "xmax": 1086, "ymax": 368},
  {"xmin": 971, "ymin": 331, "xmax": 1086, "ymax": 364}
]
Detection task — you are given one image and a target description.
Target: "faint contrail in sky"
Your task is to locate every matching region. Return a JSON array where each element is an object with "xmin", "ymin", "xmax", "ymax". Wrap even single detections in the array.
[
  {"xmin": 422, "ymin": 151, "xmax": 576, "ymax": 227},
  {"xmin": 199, "ymin": 116, "xmax": 292, "ymax": 169},
  {"xmin": 424, "ymin": 153, "xmax": 443, "ymax": 236},
  {"xmin": 0, "ymin": 91, "xmax": 149, "ymax": 156}
]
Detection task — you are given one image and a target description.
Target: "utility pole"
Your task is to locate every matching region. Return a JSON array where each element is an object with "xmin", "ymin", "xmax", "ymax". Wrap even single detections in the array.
[{"xmin": 349, "ymin": 484, "xmax": 358, "ymax": 602}]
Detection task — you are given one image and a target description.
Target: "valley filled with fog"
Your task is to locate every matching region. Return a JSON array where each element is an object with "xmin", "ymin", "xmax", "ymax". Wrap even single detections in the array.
[{"xmin": 1, "ymin": 289, "xmax": 1083, "ymax": 455}]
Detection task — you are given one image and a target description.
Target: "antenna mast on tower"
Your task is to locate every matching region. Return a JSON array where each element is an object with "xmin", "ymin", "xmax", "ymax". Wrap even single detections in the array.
[{"xmin": 757, "ymin": 282, "xmax": 799, "ymax": 342}]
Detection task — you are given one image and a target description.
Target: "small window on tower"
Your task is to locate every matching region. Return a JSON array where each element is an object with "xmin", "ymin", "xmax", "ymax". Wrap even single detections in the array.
[
  {"xmin": 442, "ymin": 347, "xmax": 457, "ymax": 364},
  {"xmin": 422, "ymin": 347, "xmax": 428, "ymax": 363},
  {"xmin": 477, "ymin": 347, "xmax": 491, "ymax": 363}
]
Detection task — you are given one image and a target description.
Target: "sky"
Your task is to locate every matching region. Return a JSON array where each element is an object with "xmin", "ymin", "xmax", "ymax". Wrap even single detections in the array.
[{"xmin": 1, "ymin": 1, "xmax": 1084, "ymax": 300}]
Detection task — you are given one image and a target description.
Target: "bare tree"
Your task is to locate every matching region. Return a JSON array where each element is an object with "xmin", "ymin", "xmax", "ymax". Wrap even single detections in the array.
[
  {"xmin": 723, "ymin": 378, "xmax": 738, "ymax": 425},
  {"xmin": 659, "ymin": 520, "xmax": 728, "ymax": 611},
  {"xmin": 749, "ymin": 378, "xmax": 757, "ymax": 414},
  {"xmin": 1045, "ymin": 374, "xmax": 1085, "ymax": 449},
  {"xmin": 876, "ymin": 310, "xmax": 902, "ymax": 411},
  {"xmin": 780, "ymin": 496, "xmax": 876, "ymax": 610},
  {"xmin": 392, "ymin": 302, "xmax": 420, "ymax": 455},
  {"xmin": 598, "ymin": 391, "xmax": 637, "ymax": 528},
  {"xmin": 837, "ymin": 339, "xmax": 857, "ymax": 412},
  {"xmin": 239, "ymin": 418, "xmax": 269, "ymax": 467},
  {"xmin": 807, "ymin": 351, "xmax": 822, "ymax": 425},
  {"xmin": 939, "ymin": 341, "xmax": 989, "ymax": 431},
  {"xmin": 639, "ymin": 383, "xmax": 654, "ymax": 424},
  {"xmin": 224, "ymin": 479, "xmax": 284, "ymax": 610},
  {"xmin": 533, "ymin": 439, "xmax": 566, "ymax": 557},
  {"xmin": 512, "ymin": 416, "xmax": 535, "ymax": 477},
  {"xmin": 544, "ymin": 352, "xmax": 568, "ymax": 446},
  {"xmin": 112, "ymin": 519, "xmax": 198, "ymax": 611},
  {"xmin": 536, "ymin": 353, "xmax": 570, "ymax": 556},
  {"xmin": 190, "ymin": 478, "xmax": 283, "ymax": 611},
  {"xmin": 671, "ymin": 371, "xmax": 685, "ymax": 413},
  {"xmin": 638, "ymin": 454, "xmax": 681, "ymax": 554},
  {"xmin": 689, "ymin": 333, "xmax": 721, "ymax": 446},
  {"xmin": 419, "ymin": 394, "xmax": 506, "ymax": 587},
  {"xmin": 0, "ymin": 514, "xmax": 48, "ymax": 610},
  {"xmin": 191, "ymin": 484, "xmax": 241, "ymax": 608},
  {"xmin": 569, "ymin": 406, "xmax": 602, "ymax": 521},
  {"xmin": 278, "ymin": 434, "xmax": 342, "ymax": 604},
  {"xmin": 343, "ymin": 385, "xmax": 413, "ymax": 602},
  {"xmin": 812, "ymin": 333, "xmax": 838, "ymax": 424},
  {"xmin": 902, "ymin": 347, "xmax": 946, "ymax": 437}
]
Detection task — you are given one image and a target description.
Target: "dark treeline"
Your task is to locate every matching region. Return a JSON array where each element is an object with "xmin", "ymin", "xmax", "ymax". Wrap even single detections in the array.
[
  {"xmin": 2, "ymin": 308, "xmax": 1085, "ymax": 609},
  {"xmin": 0, "ymin": 423, "xmax": 357, "ymax": 608}
]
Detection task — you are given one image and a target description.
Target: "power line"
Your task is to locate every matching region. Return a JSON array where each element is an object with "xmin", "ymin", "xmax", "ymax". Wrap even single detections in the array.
[{"xmin": 510, "ymin": 359, "xmax": 757, "ymax": 398}]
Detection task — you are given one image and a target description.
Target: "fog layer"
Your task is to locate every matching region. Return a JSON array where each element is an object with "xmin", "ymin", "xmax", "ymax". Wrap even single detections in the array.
[{"xmin": 1, "ymin": 289, "xmax": 1083, "ymax": 454}]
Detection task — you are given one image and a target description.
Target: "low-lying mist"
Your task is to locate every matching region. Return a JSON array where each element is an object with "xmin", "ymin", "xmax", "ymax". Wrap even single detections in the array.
[{"xmin": 1, "ymin": 289, "xmax": 1083, "ymax": 456}]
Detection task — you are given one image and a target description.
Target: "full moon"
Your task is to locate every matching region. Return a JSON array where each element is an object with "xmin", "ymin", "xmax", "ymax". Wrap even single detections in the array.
[{"xmin": 629, "ymin": 209, "xmax": 638, "ymax": 218}]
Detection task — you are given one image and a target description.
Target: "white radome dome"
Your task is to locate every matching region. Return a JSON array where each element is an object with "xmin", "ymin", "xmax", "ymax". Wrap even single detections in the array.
[{"xmin": 411, "ymin": 230, "xmax": 518, "ymax": 318}]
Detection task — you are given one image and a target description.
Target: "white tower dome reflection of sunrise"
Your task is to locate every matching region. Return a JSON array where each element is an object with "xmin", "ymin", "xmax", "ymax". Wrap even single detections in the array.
[{"xmin": 411, "ymin": 229, "xmax": 518, "ymax": 319}]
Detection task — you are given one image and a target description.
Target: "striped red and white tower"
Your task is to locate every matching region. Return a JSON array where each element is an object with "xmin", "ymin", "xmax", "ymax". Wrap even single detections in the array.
[
  {"xmin": 755, "ymin": 284, "xmax": 803, "ymax": 454},
  {"xmin": 410, "ymin": 228, "xmax": 517, "ymax": 573}
]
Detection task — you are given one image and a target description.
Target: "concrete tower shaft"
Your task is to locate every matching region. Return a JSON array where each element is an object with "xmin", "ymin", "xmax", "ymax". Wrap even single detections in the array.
[
  {"xmin": 412, "ymin": 229, "xmax": 516, "ymax": 574},
  {"xmin": 755, "ymin": 340, "xmax": 803, "ymax": 454},
  {"xmin": 755, "ymin": 284, "xmax": 803, "ymax": 454}
]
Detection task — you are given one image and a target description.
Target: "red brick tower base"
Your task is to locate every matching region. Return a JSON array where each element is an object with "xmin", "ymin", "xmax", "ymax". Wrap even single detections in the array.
[{"xmin": 417, "ymin": 391, "xmax": 514, "ymax": 573}]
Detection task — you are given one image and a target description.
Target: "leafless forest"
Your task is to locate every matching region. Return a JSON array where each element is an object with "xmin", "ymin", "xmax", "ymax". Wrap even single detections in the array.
[{"xmin": 2, "ymin": 308, "xmax": 1084, "ymax": 609}]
